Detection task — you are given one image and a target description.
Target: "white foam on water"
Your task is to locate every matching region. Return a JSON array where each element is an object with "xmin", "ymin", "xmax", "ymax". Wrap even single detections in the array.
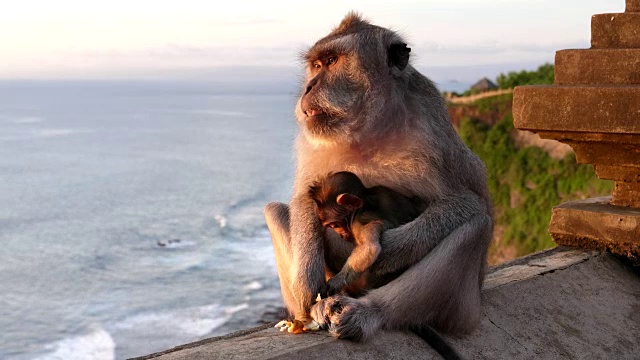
[
  {"xmin": 33, "ymin": 129, "xmax": 91, "ymax": 138},
  {"xmin": 243, "ymin": 281, "xmax": 263, "ymax": 291},
  {"xmin": 33, "ymin": 325, "xmax": 115, "ymax": 360},
  {"xmin": 225, "ymin": 303, "xmax": 249, "ymax": 315},
  {"xmin": 115, "ymin": 302, "xmax": 249, "ymax": 338},
  {"xmin": 214, "ymin": 214, "xmax": 227, "ymax": 229},
  {"xmin": 191, "ymin": 109, "xmax": 253, "ymax": 118},
  {"xmin": 11, "ymin": 116, "xmax": 45, "ymax": 124},
  {"xmin": 0, "ymin": 128, "xmax": 93, "ymax": 141}
]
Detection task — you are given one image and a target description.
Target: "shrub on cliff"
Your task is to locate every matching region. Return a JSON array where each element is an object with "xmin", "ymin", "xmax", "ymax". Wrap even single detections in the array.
[
  {"xmin": 458, "ymin": 111, "xmax": 611, "ymax": 260},
  {"xmin": 496, "ymin": 63, "xmax": 554, "ymax": 89}
]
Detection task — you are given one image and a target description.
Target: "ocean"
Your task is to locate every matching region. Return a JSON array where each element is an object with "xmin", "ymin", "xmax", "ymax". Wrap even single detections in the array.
[{"xmin": 0, "ymin": 80, "xmax": 298, "ymax": 359}]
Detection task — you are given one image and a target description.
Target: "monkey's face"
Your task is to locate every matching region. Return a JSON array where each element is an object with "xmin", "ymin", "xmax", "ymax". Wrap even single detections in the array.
[
  {"xmin": 296, "ymin": 18, "xmax": 411, "ymax": 145},
  {"xmin": 296, "ymin": 49, "xmax": 366, "ymax": 144},
  {"xmin": 310, "ymin": 175, "xmax": 364, "ymax": 242},
  {"xmin": 315, "ymin": 206, "xmax": 354, "ymax": 241}
]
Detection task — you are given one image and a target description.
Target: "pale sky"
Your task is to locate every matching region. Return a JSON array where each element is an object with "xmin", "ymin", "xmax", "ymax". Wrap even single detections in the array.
[{"xmin": 0, "ymin": 0, "xmax": 624, "ymax": 80}]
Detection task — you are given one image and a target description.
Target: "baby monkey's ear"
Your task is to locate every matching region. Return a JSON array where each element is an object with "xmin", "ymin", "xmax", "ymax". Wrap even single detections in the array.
[{"xmin": 336, "ymin": 193, "xmax": 363, "ymax": 209}]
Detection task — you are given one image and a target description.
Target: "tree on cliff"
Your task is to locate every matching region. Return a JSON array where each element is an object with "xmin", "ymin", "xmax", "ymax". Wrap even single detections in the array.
[{"xmin": 496, "ymin": 63, "xmax": 554, "ymax": 89}]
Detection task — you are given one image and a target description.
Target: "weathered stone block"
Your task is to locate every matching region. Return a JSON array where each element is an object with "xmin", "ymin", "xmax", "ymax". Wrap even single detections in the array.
[
  {"xmin": 591, "ymin": 13, "xmax": 640, "ymax": 48},
  {"xmin": 595, "ymin": 164, "xmax": 640, "ymax": 182},
  {"xmin": 555, "ymin": 49, "xmax": 640, "ymax": 85},
  {"xmin": 550, "ymin": 197, "xmax": 640, "ymax": 260},
  {"xmin": 612, "ymin": 181, "xmax": 640, "ymax": 207},
  {"xmin": 513, "ymin": 85, "xmax": 640, "ymax": 133},
  {"xmin": 628, "ymin": 0, "xmax": 640, "ymax": 12},
  {"xmin": 565, "ymin": 139, "xmax": 640, "ymax": 167}
]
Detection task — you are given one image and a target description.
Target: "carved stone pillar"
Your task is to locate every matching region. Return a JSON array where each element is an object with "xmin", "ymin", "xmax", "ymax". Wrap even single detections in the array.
[{"xmin": 513, "ymin": 0, "xmax": 640, "ymax": 261}]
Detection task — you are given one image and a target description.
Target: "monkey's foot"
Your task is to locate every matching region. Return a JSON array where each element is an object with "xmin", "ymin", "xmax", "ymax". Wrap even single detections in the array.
[
  {"xmin": 274, "ymin": 319, "xmax": 320, "ymax": 334},
  {"xmin": 310, "ymin": 295, "xmax": 381, "ymax": 342}
]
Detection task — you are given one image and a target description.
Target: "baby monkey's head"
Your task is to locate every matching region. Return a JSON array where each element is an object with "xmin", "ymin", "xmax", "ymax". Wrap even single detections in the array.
[{"xmin": 309, "ymin": 171, "xmax": 366, "ymax": 240}]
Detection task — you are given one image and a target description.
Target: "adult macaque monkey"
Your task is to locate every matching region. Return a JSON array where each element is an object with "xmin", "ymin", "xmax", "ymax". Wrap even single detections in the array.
[{"xmin": 264, "ymin": 13, "xmax": 492, "ymax": 341}]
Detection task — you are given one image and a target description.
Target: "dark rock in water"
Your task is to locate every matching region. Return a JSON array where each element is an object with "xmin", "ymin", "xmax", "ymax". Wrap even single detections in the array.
[
  {"xmin": 157, "ymin": 239, "xmax": 181, "ymax": 247},
  {"xmin": 258, "ymin": 305, "xmax": 287, "ymax": 324}
]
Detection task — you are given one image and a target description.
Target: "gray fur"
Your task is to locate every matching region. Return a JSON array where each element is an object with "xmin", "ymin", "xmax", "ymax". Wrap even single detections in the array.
[{"xmin": 264, "ymin": 12, "xmax": 493, "ymax": 338}]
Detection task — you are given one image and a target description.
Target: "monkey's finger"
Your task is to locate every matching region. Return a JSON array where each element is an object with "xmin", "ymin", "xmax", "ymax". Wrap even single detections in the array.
[
  {"xmin": 310, "ymin": 300, "xmax": 330, "ymax": 328},
  {"xmin": 329, "ymin": 298, "xmax": 344, "ymax": 315}
]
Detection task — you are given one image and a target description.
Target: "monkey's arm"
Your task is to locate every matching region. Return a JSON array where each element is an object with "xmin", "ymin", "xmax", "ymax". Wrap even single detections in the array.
[
  {"xmin": 288, "ymin": 192, "xmax": 328, "ymax": 319},
  {"xmin": 372, "ymin": 190, "xmax": 486, "ymax": 276},
  {"xmin": 327, "ymin": 220, "xmax": 383, "ymax": 295}
]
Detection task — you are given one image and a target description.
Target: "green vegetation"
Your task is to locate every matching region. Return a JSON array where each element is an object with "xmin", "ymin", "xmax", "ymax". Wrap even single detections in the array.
[
  {"xmin": 496, "ymin": 63, "xmax": 554, "ymax": 89},
  {"xmin": 455, "ymin": 93, "xmax": 612, "ymax": 260},
  {"xmin": 472, "ymin": 93, "xmax": 513, "ymax": 114}
]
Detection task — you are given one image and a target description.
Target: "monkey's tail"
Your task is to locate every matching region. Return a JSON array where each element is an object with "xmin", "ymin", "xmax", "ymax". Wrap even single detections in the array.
[{"xmin": 410, "ymin": 326, "xmax": 463, "ymax": 360}]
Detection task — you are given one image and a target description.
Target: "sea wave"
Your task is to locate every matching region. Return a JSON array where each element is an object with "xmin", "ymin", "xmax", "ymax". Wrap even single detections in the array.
[
  {"xmin": 214, "ymin": 214, "xmax": 227, "ymax": 229},
  {"xmin": 33, "ymin": 129, "xmax": 92, "ymax": 138},
  {"xmin": 243, "ymin": 281, "xmax": 263, "ymax": 291},
  {"xmin": 191, "ymin": 109, "xmax": 254, "ymax": 118},
  {"xmin": 33, "ymin": 325, "xmax": 115, "ymax": 360},
  {"xmin": 115, "ymin": 302, "xmax": 249, "ymax": 338},
  {"xmin": 0, "ymin": 128, "xmax": 92, "ymax": 141},
  {"xmin": 11, "ymin": 116, "xmax": 45, "ymax": 124}
]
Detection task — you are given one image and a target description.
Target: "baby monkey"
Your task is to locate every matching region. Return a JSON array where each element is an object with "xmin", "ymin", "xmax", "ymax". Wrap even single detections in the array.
[{"xmin": 309, "ymin": 171, "xmax": 424, "ymax": 296}]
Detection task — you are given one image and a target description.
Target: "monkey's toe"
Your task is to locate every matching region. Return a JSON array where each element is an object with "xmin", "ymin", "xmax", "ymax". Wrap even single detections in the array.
[
  {"xmin": 310, "ymin": 295, "xmax": 346, "ymax": 329},
  {"xmin": 310, "ymin": 298, "xmax": 330, "ymax": 328}
]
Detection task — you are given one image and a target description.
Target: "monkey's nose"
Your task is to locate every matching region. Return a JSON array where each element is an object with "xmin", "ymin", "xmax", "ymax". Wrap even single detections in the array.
[{"xmin": 305, "ymin": 77, "xmax": 319, "ymax": 95}]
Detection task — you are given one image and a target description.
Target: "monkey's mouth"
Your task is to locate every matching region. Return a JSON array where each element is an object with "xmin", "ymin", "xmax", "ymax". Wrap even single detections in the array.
[
  {"xmin": 305, "ymin": 109, "xmax": 323, "ymax": 117},
  {"xmin": 304, "ymin": 108, "xmax": 331, "ymax": 122}
]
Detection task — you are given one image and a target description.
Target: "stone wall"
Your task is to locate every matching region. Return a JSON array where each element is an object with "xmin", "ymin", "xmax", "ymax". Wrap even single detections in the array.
[{"xmin": 513, "ymin": 0, "xmax": 640, "ymax": 262}]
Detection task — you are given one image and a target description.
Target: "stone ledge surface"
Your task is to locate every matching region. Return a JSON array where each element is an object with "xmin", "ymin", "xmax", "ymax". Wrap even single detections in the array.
[
  {"xmin": 555, "ymin": 49, "xmax": 640, "ymax": 85},
  {"xmin": 131, "ymin": 247, "xmax": 640, "ymax": 360},
  {"xmin": 628, "ymin": 0, "xmax": 640, "ymax": 12},
  {"xmin": 513, "ymin": 85, "xmax": 640, "ymax": 133},
  {"xmin": 592, "ymin": 13, "xmax": 640, "ymax": 49}
]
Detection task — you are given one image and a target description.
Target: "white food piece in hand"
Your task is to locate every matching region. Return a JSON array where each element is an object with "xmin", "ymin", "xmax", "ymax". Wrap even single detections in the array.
[
  {"xmin": 303, "ymin": 320, "xmax": 320, "ymax": 331},
  {"xmin": 274, "ymin": 320, "xmax": 289, "ymax": 329}
]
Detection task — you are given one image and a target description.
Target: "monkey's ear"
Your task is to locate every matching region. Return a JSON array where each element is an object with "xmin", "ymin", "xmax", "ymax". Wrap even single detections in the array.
[
  {"xmin": 336, "ymin": 193, "xmax": 363, "ymax": 209},
  {"xmin": 388, "ymin": 43, "xmax": 411, "ymax": 71}
]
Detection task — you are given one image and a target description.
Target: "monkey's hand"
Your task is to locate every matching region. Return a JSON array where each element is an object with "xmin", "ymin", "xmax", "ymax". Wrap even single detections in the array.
[
  {"xmin": 326, "ymin": 266, "xmax": 362, "ymax": 296},
  {"xmin": 311, "ymin": 295, "xmax": 381, "ymax": 342},
  {"xmin": 326, "ymin": 275, "xmax": 347, "ymax": 297}
]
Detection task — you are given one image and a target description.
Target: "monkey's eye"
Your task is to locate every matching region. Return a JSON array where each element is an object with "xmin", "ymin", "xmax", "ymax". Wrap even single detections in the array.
[
  {"xmin": 327, "ymin": 223, "xmax": 338, "ymax": 229},
  {"xmin": 312, "ymin": 61, "xmax": 322, "ymax": 70},
  {"xmin": 327, "ymin": 56, "xmax": 337, "ymax": 65}
]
